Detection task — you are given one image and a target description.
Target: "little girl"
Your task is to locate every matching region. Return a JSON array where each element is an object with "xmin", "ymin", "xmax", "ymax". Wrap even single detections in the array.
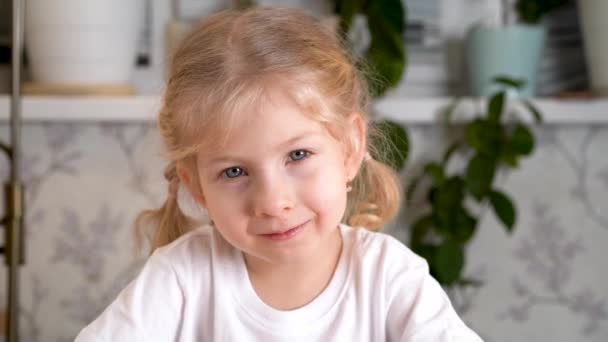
[{"xmin": 76, "ymin": 7, "xmax": 482, "ymax": 342}]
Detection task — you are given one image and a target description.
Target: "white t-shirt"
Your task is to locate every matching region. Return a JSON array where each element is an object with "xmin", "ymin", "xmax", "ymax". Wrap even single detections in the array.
[{"xmin": 75, "ymin": 224, "xmax": 483, "ymax": 341}]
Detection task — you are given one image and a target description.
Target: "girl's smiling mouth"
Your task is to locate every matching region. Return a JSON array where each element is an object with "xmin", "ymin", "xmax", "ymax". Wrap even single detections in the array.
[{"xmin": 261, "ymin": 220, "xmax": 310, "ymax": 241}]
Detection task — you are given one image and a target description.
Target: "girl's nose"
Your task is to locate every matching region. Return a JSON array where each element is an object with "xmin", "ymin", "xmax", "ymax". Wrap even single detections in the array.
[{"xmin": 251, "ymin": 174, "xmax": 295, "ymax": 218}]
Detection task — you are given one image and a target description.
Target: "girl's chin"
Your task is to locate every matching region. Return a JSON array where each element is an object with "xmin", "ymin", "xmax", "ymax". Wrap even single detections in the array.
[{"xmin": 247, "ymin": 227, "xmax": 341, "ymax": 265}]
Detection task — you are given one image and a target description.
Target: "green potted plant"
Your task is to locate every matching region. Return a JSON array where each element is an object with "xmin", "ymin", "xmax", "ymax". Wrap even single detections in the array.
[
  {"xmin": 466, "ymin": 0, "xmax": 569, "ymax": 97},
  {"xmin": 334, "ymin": 4, "xmax": 545, "ymax": 293},
  {"xmin": 405, "ymin": 76, "xmax": 542, "ymax": 288}
]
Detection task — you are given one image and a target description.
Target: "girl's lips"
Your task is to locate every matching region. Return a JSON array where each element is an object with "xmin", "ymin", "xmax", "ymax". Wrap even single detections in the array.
[{"xmin": 262, "ymin": 221, "xmax": 309, "ymax": 241}]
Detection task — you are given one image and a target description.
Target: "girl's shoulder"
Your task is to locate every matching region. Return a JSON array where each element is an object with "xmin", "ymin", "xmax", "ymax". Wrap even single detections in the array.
[
  {"xmin": 148, "ymin": 224, "xmax": 230, "ymax": 278},
  {"xmin": 339, "ymin": 227, "xmax": 483, "ymax": 341},
  {"xmin": 340, "ymin": 224, "xmax": 428, "ymax": 277},
  {"xmin": 153, "ymin": 224, "xmax": 217, "ymax": 259}
]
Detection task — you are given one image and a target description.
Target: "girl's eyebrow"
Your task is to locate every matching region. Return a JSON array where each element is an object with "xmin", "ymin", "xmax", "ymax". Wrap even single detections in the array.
[{"xmin": 205, "ymin": 131, "xmax": 323, "ymax": 166}]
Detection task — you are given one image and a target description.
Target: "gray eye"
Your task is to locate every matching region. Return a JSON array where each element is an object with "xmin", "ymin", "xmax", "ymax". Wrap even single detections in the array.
[
  {"xmin": 224, "ymin": 167, "xmax": 243, "ymax": 178},
  {"xmin": 290, "ymin": 150, "xmax": 308, "ymax": 161}
]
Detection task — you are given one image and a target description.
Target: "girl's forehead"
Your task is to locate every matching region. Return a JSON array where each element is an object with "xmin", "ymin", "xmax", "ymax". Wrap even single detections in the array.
[
  {"xmin": 219, "ymin": 94, "xmax": 330, "ymax": 148},
  {"xmin": 238, "ymin": 91, "xmax": 315, "ymax": 125},
  {"xmin": 190, "ymin": 78, "xmax": 345, "ymax": 156}
]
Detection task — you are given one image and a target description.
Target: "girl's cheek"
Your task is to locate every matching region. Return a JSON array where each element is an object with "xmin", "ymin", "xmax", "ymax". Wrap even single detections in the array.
[
  {"xmin": 291, "ymin": 165, "xmax": 316, "ymax": 179},
  {"xmin": 291, "ymin": 156, "xmax": 323, "ymax": 176},
  {"xmin": 298, "ymin": 164, "xmax": 338, "ymax": 193},
  {"xmin": 201, "ymin": 181, "xmax": 247, "ymax": 212},
  {"xmin": 211, "ymin": 191, "xmax": 247, "ymax": 218}
]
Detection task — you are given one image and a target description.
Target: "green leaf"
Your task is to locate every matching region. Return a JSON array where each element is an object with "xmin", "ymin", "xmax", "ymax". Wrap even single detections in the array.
[
  {"xmin": 365, "ymin": 0, "xmax": 405, "ymax": 37},
  {"xmin": 432, "ymin": 177, "xmax": 465, "ymax": 208},
  {"xmin": 489, "ymin": 190, "xmax": 516, "ymax": 232},
  {"xmin": 365, "ymin": 38, "xmax": 405, "ymax": 97},
  {"xmin": 364, "ymin": 0, "xmax": 406, "ymax": 97},
  {"xmin": 465, "ymin": 119, "xmax": 502, "ymax": 157},
  {"xmin": 465, "ymin": 154, "xmax": 496, "ymax": 201},
  {"xmin": 333, "ymin": 0, "xmax": 365, "ymax": 34},
  {"xmin": 424, "ymin": 163, "xmax": 445, "ymax": 186},
  {"xmin": 413, "ymin": 243, "xmax": 438, "ymax": 272},
  {"xmin": 516, "ymin": 0, "xmax": 569, "ymax": 24},
  {"xmin": 432, "ymin": 177, "xmax": 466, "ymax": 232},
  {"xmin": 409, "ymin": 215, "xmax": 434, "ymax": 249},
  {"xmin": 493, "ymin": 76, "xmax": 526, "ymax": 89},
  {"xmin": 465, "ymin": 119, "xmax": 484, "ymax": 151},
  {"xmin": 509, "ymin": 124, "xmax": 534, "ymax": 156},
  {"xmin": 428, "ymin": 186, "xmax": 437, "ymax": 203},
  {"xmin": 334, "ymin": 0, "xmax": 406, "ymax": 98},
  {"xmin": 435, "ymin": 240, "xmax": 464, "ymax": 285},
  {"xmin": 370, "ymin": 120, "xmax": 409, "ymax": 171},
  {"xmin": 488, "ymin": 91, "xmax": 506, "ymax": 122},
  {"xmin": 499, "ymin": 144, "xmax": 520, "ymax": 168},
  {"xmin": 451, "ymin": 207, "xmax": 477, "ymax": 242},
  {"xmin": 523, "ymin": 99, "xmax": 543, "ymax": 124}
]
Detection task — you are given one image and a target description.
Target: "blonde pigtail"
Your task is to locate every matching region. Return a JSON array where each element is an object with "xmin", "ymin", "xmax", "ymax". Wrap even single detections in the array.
[
  {"xmin": 347, "ymin": 156, "xmax": 402, "ymax": 231},
  {"xmin": 134, "ymin": 162, "xmax": 198, "ymax": 255}
]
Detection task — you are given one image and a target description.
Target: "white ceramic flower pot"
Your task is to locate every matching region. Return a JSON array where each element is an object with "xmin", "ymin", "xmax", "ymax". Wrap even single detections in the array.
[
  {"xmin": 578, "ymin": 0, "xmax": 608, "ymax": 95},
  {"xmin": 25, "ymin": 0, "xmax": 140, "ymax": 84}
]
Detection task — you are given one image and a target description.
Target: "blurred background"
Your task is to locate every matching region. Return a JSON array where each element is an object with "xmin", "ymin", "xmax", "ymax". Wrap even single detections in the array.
[{"xmin": 0, "ymin": 0, "xmax": 606, "ymax": 341}]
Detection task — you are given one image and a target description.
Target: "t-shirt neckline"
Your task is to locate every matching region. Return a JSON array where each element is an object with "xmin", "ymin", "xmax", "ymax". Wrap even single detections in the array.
[{"xmin": 224, "ymin": 224, "xmax": 353, "ymax": 334}]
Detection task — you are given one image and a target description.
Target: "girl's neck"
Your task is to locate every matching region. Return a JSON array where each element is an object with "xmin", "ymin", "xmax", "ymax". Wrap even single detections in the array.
[{"xmin": 244, "ymin": 228, "xmax": 343, "ymax": 311}]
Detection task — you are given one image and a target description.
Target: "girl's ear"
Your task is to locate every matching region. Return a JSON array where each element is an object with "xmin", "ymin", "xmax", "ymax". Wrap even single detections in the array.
[
  {"xmin": 176, "ymin": 161, "xmax": 207, "ymax": 208},
  {"xmin": 344, "ymin": 113, "xmax": 367, "ymax": 181}
]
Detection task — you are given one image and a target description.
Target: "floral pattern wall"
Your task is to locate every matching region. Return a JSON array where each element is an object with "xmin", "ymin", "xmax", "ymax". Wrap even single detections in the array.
[{"xmin": 0, "ymin": 122, "xmax": 605, "ymax": 341}]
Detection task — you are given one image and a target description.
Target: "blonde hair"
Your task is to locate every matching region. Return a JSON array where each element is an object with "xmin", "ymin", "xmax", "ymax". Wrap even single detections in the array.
[{"xmin": 135, "ymin": 7, "xmax": 402, "ymax": 253}]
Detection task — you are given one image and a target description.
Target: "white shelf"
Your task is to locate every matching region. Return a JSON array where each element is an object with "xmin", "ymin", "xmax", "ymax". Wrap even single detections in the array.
[
  {"xmin": 0, "ymin": 95, "xmax": 161, "ymax": 122},
  {"xmin": 374, "ymin": 97, "xmax": 608, "ymax": 124},
  {"xmin": 0, "ymin": 95, "xmax": 607, "ymax": 124}
]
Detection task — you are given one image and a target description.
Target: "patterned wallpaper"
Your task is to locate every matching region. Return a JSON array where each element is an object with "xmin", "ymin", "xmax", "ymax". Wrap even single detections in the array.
[
  {"xmin": 386, "ymin": 124, "xmax": 608, "ymax": 341},
  {"xmin": 0, "ymin": 122, "xmax": 605, "ymax": 341}
]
